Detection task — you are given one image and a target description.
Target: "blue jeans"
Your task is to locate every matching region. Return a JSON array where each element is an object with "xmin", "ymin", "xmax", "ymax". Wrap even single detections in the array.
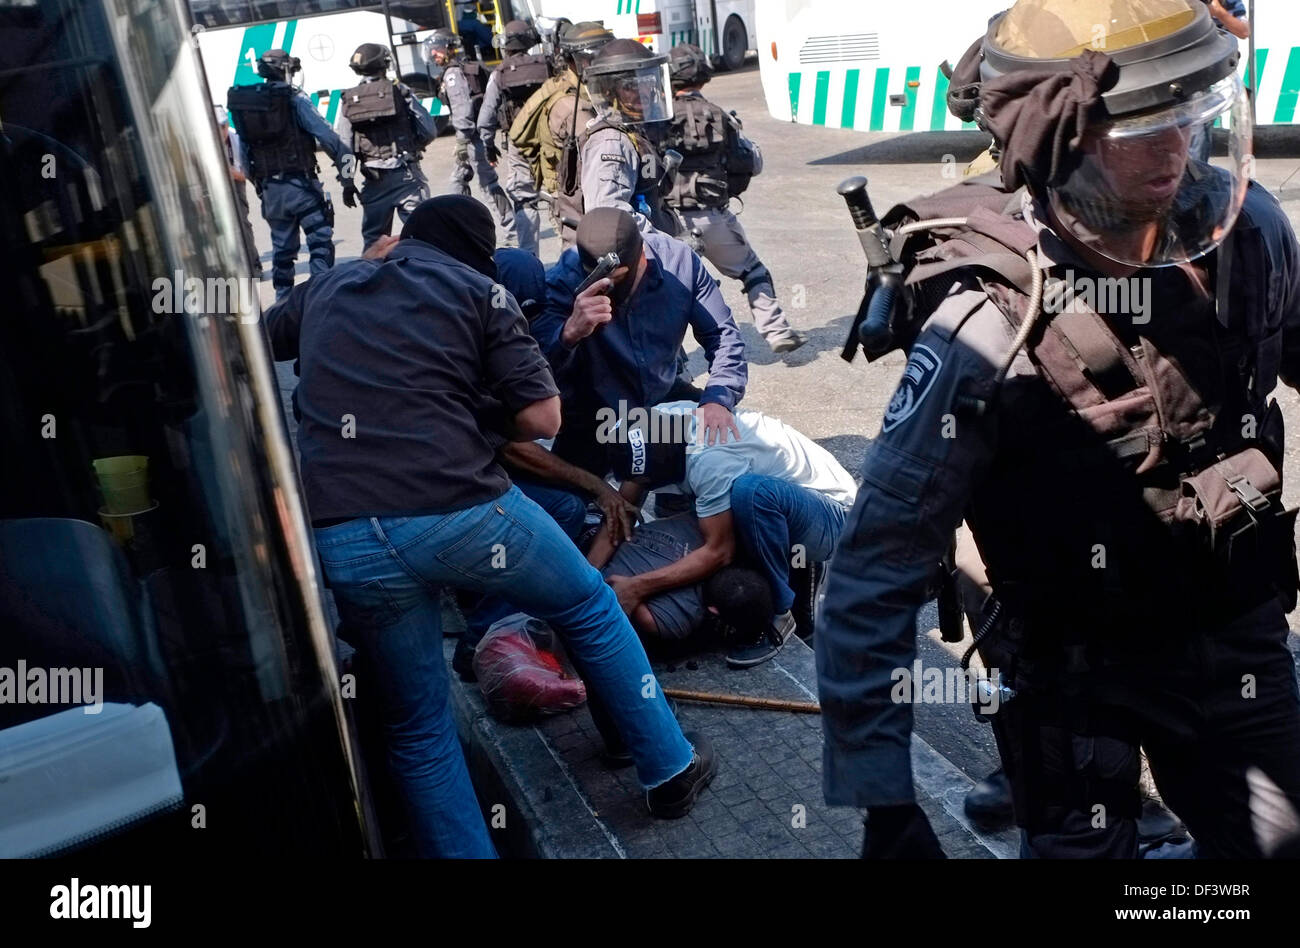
[
  {"xmin": 729, "ymin": 473, "xmax": 848, "ymax": 614},
  {"xmin": 313, "ymin": 485, "xmax": 693, "ymax": 858},
  {"xmin": 463, "ymin": 476, "xmax": 588, "ymax": 641}
]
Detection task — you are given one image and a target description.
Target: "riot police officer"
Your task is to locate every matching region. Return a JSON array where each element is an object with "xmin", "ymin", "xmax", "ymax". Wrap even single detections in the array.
[
  {"xmin": 226, "ymin": 49, "xmax": 356, "ymax": 300},
  {"xmin": 577, "ymin": 39, "xmax": 678, "ymax": 236},
  {"xmin": 664, "ymin": 43, "xmax": 804, "ymax": 355},
  {"xmin": 476, "ymin": 20, "xmax": 551, "ymax": 256},
  {"xmin": 425, "ymin": 28, "xmax": 516, "ymax": 246},
  {"xmin": 817, "ymin": 0, "xmax": 1300, "ymax": 859},
  {"xmin": 509, "ymin": 20, "xmax": 614, "ymax": 248},
  {"xmin": 336, "ymin": 43, "xmax": 436, "ymax": 251}
]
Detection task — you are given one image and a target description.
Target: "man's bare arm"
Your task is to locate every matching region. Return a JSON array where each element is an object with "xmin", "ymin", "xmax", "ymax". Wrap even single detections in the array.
[
  {"xmin": 606, "ymin": 511, "xmax": 735, "ymax": 603},
  {"xmin": 587, "ymin": 481, "xmax": 648, "ymax": 568}
]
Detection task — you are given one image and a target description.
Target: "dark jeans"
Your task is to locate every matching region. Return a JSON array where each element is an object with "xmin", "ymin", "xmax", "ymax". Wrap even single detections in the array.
[
  {"xmin": 987, "ymin": 596, "xmax": 1300, "ymax": 858},
  {"xmin": 729, "ymin": 473, "xmax": 848, "ymax": 614}
]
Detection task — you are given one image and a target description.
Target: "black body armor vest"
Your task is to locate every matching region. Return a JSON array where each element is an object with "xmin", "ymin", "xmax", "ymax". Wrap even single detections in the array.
[
  {"xmin": 494, "ymin": 53, "xmax": 551, "ymax": 136},
  {"xmin": 341, "ymin": 79, "xmax": 416, "ymax": 162},
  {"xmin": 226, "ymin": 82, "xmax": 317, "ymax": 180}
]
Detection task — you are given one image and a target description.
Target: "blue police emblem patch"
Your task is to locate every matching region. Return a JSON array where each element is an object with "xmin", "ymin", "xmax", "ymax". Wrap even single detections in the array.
[{"xmin": 882, "ymin": 344, "xmax": 942, "ymax": 432}]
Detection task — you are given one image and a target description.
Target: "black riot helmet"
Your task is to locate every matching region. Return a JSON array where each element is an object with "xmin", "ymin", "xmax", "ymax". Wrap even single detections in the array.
[
  {"xmin": 969, "ymin": 0, "xmax": 1250, "ymax": 268},
  {"xmin": 424, "ymin": 27, "xmax": 460, "ymax": 64},
  {"xmin": 494, "ymin": 19, "xmax": 540, "ymax": 54},
  {"xmin": 257, "ymin": 48, "xmax": 301, "ymax": 82},
  {"xmin": 349, "ymin": 42, "xmax": 391, "ymax": 77},
  {"xmin": 558, "ymin": 20, "xmax": 615, "ymax": 73},
  {"xmin": 584, "ymin": 38, "xmax": 673, "ymax": 126},
  {"xmin": 668, "ymin": 43, "xmax": 712, "ymax": 91}
]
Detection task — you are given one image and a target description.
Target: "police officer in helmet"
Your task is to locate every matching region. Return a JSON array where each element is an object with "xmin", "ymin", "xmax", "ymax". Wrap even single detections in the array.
[
  {"xmin": 477, "ymin": 20, "xmax": 550, "ymax": 256},
  {"xmin": 818, "ymin": 0, "xmax": 1300, "ymax": 859},
  {"xmin": 426, "ymin": 27, "xmax": 516, "ymax": 246},
  {"xmin": 664, "ymin": 43, "xmax": 804, "ymax": 355},
  {"xmin": 508, "ymin": 20, "xmax": 615, "ymax": 248},
  {"xmin": 579, "ymin": 38, "xmax": 678, "ymax": 235},
  {"xmin": 336, "ymin": 43, "xmax": 436, "ymax": 252},
  {"xmin": 227, "ymin": 49, "xmax": 357, "ymax": 300}
]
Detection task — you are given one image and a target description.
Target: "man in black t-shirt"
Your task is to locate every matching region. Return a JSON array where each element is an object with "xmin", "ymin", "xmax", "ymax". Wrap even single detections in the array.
[{"xmin": 264, "ymin": 196, "xmax": 718, "ymax": 857}]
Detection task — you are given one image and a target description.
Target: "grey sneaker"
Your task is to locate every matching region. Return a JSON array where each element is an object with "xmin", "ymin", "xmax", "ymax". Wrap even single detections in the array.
[
  {"xmin": 770, "ymin": 332, "xmax": 806, "ymax": 354},
  {"xmin": 725, "ymin": 611, "xmax": 796, "ymax": 669}
]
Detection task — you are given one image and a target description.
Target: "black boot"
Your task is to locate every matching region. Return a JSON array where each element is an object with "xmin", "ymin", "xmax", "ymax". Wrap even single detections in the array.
[{"xmin": 964, "ymin": 767, "xmax": 1014, "ymax": 827}]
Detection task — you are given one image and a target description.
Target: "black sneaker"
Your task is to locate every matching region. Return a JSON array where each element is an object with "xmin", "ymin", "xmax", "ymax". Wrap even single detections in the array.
[
  {"xmin": 725, "ymin": 611, "xmax": 796, "ymax": 669},
  {"xmin": 601, "ymin": 698, "xmax": 680, "ymax": 769},
  {"xmin": 646, "ymin": 731, "xmax": 718, "ymax": 819}
]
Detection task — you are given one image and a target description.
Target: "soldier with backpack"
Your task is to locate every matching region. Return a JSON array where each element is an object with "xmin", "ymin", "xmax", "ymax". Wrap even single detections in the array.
[
  {"xmin": 663, "ymin": 43, "xmax": 804, "ymax": 355},
  {"xmin": 818, "ymin": 0, "xmax": 1300, "ymax": 859},
  {"xmin": 477, "ymin": 20, "xmax": 551, "ymax": 256},
  {"xmin": 509, "ymin": 21, "xmax": 614, "ymax": 248},
  {"xmin": 425, "ymin": 28, "xmax": 515, "ymax": 246},
  {"xmin": 226, "ymin": 49, "xmax": 357, "ymax": 300},
  {"xmin": 336, "ymin": 43, "xmax": 436, "ymax": 251}
]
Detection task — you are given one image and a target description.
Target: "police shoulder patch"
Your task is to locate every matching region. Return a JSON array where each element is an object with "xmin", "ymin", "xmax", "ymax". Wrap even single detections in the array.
[{"xmin": 882, "ymin": 344, "xmax": 943, "ymax": 433}]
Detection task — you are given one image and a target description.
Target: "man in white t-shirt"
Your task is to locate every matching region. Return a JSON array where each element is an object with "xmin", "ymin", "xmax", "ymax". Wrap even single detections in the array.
[{"xmin": 588, "ymin": 401, "xmax": 857, "ymax": 667}]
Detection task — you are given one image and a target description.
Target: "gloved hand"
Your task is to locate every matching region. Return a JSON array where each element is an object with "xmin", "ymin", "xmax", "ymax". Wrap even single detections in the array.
[
  {"xmin": 484, "ymin": 142, "xmax": 501, "ymax": 164},
  {"xmin": 341, "ymin": 180, "xmax": 359, "ymax": 208},
  {"xmin": 861, "ymin": 804, "xmax": 946, "ymax": 859},
  {"xmin": 457, "ymin": 161, "xmax": 474, "ymax": 184},
  {"xmin": 453, "ymin": 138, "xmax": 470, "ymax": 165}
]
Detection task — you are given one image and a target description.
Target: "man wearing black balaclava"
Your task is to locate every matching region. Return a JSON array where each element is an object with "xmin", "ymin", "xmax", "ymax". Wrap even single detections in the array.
[{"xmin": 262, "ymin": 195, "xmax": 718, "ymax": 858}]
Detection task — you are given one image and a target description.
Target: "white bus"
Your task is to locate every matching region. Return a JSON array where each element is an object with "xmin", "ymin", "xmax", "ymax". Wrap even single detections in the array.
[
  {"xmin": 527, "ymin": 0, "xmax": 756, "ymax": 68},
  {"xmin": 757, "ymin": 1, "xmax": 1293, "ymax": 132},
  {"xmin": 189, "ymin": 1, "xmax": 493, "ymax": 123}
]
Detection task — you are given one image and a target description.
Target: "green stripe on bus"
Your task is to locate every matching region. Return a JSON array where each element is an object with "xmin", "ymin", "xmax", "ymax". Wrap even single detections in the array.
[
  {"xmin": 324, "ymin": 89, "xmax": 341, "ymax": 125},
  {"xmin": 812, "ymin": 71, "xmax": 831, "ymax": 126},
  {"xmin": 930, "ymin": 66, "xmax": 950, "ymax": 131},
  {"xmin": 1274, "ymin": 47, "xmax": 1300, "ymax": 122},
  {"xmin": 234, "ymin": 23, "xmax": 277, "ymax": 85},
  {"xmin": 1246, "ymin": 47, "xmax": 1269, "ymax": 90},
  {"xmin": 841, "ymin": 70, "xmax": 860, "ymax": 128},
  {"xmin": 788, "ymin": 72, "xmax": 802, "ymax": 122},
  {"xmin": 282, "ymin": 19, "xmax": 297, "ymax": 53},
  {"xmin": 869, "ymin": 67, "xmax": 889, "ymax": 131},
  {"xmin": 898, "ymin": 65, "xmax": 921, "ymax": 131}
]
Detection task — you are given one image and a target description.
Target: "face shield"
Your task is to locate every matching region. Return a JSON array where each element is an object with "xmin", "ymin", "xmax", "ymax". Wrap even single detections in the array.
[
  {"xmin": 586, "ymin": 59, "xmax": 674, "ymax": 125},
  {"xmin": 1047, "ymin": 74, "xmax": 1251, "ymax": 268}
]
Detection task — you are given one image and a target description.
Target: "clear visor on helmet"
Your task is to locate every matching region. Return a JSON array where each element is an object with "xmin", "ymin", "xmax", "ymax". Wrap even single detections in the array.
[
  {"xmin": 586, "ymin": 62, "xmax": 674, "ymax": 125},
  {"xmin": 1047, "ymin": 74, "xmax": 1252, "ymax": 268}
]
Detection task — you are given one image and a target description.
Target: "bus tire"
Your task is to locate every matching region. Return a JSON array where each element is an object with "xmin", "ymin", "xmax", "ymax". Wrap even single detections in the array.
[{"xmin": 721, "ymin": 15, "xmax": 747, "ymax": 71}]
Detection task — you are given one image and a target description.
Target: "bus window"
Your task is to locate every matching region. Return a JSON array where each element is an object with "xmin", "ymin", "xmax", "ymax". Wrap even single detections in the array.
[{"xmin": 0, "ymin": 0, "xmax": 373, "ymax": 857}]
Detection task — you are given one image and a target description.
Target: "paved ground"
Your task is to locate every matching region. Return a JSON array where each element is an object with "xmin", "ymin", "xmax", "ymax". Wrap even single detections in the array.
[{"xmin": 252, "ymin": 59, "xmax": 1300, "ymax": 856}]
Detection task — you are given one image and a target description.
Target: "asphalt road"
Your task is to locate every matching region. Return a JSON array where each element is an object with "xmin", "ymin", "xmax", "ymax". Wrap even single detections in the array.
[{"xmin": 249, "ymin": 59, "xmax": 1300, "ymax": 792}]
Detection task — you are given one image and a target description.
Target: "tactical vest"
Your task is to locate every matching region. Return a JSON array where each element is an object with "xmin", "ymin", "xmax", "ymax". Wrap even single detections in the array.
[
  {"xmin": 439, "ymin": 60, "xmax": 486, "ymax": 118},
  {"xmin": 226, "ymin": 83, "xmax": 318, "ymax": 180},
  {"xmin": 893, "ymin": 180, "xmax": 1299, "ymax": 635},
  {"xmin": 576, "ymin": 118, "xmax": 678, "ymax": 236},
  {"xmin": 494, "ymin": 53, "xmax": 551, "ymax": 138},
  {"xmin": 341, "ymin": 79, "xmax": 418, "ymax": 163},
  {"xmin": 509, "ymin": 71, "xmax": 581, "ymax": 194},
  {"xmin": 665, "ymin": 94, "xmax": 729, "ymax": 209}
]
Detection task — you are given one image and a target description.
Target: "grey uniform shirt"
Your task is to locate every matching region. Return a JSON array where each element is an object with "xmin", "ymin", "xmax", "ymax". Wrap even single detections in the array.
[
  {"xmin": 334, "ymin": 76, "xmax": 436, "ymax": 171},
  {"xmin": 580, "ymin": 122, "xmax": 659, "ymax": 232},
  {"xmin": 815, "ymin": 183, "xmax": 1300, "ymax": 809},
  {"xmin": 476, "ymin": 69, "xmax": 504, "ymax": 148},
  {"xmin": 442, "ymin": 62, "xmax": 479, "ymax": 142}
]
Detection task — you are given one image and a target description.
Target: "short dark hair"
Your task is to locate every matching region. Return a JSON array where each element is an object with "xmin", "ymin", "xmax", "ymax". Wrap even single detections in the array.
[{"xmin": 704, "ymin": 566, "xmax": 773, "ymax": 641}]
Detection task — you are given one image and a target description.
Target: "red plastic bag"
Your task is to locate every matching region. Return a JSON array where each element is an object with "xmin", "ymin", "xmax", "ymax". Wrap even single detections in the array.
[{"xmin": 473, "ymin": 614, "xmax": 586, "ymax": 723}]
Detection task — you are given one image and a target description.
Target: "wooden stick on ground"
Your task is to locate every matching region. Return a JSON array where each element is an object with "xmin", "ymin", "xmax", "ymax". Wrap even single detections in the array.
[{"xmin": 662, "ymin": 687, "xmax": 821, "ymax": 714}]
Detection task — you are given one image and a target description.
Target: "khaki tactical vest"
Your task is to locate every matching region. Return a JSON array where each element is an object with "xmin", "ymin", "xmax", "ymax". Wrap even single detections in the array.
[{"xmin": 891, "ymin": 178, "xmax": 1299, "ymax": 634}]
